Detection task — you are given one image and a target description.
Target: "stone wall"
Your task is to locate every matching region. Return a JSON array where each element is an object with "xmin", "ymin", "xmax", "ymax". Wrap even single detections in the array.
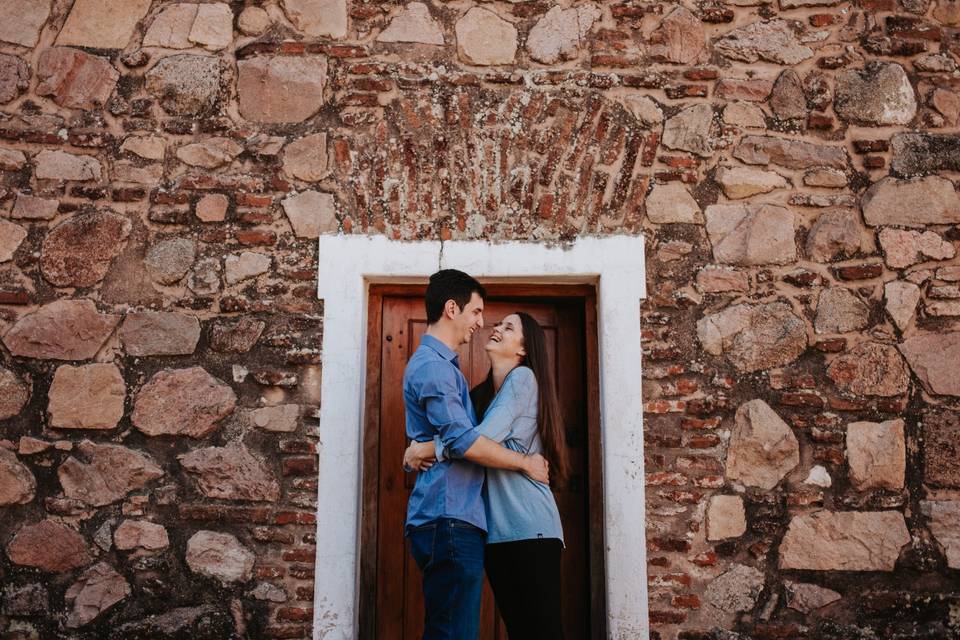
[{"xmin": 0, "ymin": 0, "xmax": 958, "ymax": 638}]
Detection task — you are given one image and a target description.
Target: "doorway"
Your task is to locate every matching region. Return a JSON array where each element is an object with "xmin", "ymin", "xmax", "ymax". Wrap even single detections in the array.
[{"xmin": 359, "ymin": 284, "xmax": 605, "ymax": 639}]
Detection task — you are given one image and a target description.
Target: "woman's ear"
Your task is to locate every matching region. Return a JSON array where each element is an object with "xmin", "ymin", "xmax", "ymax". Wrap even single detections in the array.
[{"xmin": 517, "ymin": 347, "xmax": 526, "ymax": 358}]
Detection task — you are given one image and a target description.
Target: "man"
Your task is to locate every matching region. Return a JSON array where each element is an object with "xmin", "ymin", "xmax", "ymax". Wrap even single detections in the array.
[{"xmin": 403, "ymin": 269, "xmax": 550, "ymax": 640}]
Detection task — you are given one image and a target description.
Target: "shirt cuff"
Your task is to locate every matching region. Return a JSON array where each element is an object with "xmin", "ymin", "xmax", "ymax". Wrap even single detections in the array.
[
  {"xmin": 445, "ymin": 427, "xmax": 481, "ymax": 458},
  {"xmin": 433, "ymin": 435, "xmax": 447, "ymax": 463}
]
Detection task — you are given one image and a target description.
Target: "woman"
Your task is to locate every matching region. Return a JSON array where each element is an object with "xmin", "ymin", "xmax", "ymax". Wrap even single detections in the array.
[{"xmin": 404, "ymin": 311, "xmax": 569, "ymax": 639}]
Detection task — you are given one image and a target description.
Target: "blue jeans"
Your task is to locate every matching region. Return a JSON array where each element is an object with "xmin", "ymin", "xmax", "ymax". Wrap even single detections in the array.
[{"xmin": 408, "ymin": 518, "xmax": 485, "ymax": 640}]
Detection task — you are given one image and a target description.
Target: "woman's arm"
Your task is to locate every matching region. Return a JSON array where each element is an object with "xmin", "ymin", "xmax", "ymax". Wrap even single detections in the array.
[
  {"xmin": 438, "ymin": 367, "xmax": 536, "ymax": 462},
  {"xmin": 403, "ymin": 434, "xmax": 550, "ymax": 485}
]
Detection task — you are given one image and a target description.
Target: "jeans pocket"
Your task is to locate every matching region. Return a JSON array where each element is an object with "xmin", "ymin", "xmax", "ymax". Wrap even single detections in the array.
[
  {"xmin": 409, "ymin": 524, "xmax": 437, "ymax": 571},
  {"xmin": 448, "ymin": 523, "xmax": 484, "ymax": 577}
]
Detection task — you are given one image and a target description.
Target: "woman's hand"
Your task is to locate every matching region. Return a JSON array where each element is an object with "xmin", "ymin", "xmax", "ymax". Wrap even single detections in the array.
[{"xmin": 403, "ymin": 440, "xmax": 437, "ymax": 472}]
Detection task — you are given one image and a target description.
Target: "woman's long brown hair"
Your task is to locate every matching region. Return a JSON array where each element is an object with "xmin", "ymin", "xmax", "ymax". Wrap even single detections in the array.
[{"xmin": 471, "ymin": 311, "xmax": 570, "ymax": 485}]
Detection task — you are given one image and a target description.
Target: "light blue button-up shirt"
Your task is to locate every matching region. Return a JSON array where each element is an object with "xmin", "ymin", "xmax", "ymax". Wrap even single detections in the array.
[
  {"xmin": 403, "ymin": 334, "xmax": 485, "ymax": 533},
  {"xmin": 437, "ymin": 366, "xmax": 564, "ymax": 545}
]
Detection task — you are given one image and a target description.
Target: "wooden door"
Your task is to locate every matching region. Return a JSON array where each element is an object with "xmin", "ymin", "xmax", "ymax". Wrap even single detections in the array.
[{"xmin": 364, "ymin": 290, "xmax": 596, "ymax": 640}]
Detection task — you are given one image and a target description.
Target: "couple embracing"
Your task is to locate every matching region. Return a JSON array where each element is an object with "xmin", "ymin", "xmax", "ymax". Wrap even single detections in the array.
[{"xmin": 402, "ymin": 269, "xmax": 569, "ymax": 640}]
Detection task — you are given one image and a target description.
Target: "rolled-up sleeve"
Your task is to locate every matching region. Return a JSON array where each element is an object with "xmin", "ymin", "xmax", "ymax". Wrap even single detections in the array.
[{"xmin": 417, "ymin": 362, "xmax": 480, "ymax": 458}]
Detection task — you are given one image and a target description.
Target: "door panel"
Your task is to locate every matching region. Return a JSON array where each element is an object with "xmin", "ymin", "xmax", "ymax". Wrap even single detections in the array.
[{"xmin": 374, "ymin": 295, "xmax": 590, "ymax": 640}]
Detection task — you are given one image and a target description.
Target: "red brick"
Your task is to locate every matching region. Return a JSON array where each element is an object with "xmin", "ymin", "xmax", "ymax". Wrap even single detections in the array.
[
  {"xmin": 886, "ymin": 16, "xmax": 941, "ymax": 41},
  {"xmin": 778, "ymin": 392, "xmax": 825, "ymax": 408},
  {"xmin": 811, "ymin": 427, "xmax": 844, "ymax": 444},
  {"xmin": 289, "ymin": 564, "xmax": 315, "ymax": 579},
  {"xmin": 665, "ymin": 85, "xmax": 708, "ymax": 99},
  {"xmin": 662, "ymin": 490, "xmax": 702, "ymax": 504},
  {"xmin": 650, "ymin": 610, "xmax": 687, "ymax": 625},
  {"xmin": 263, "ymin": 624, "xmax": 308, "ymax": 639},
  {"xmin": 877, "ymin": 396, "xmax": 908, "ymax": 413},
  {"xmin": 236, "ymin": 229, "xmax": 278, "ymax": 246},
  {"xmin": 692, "ymin": 475, "xmax": 724, "ymax": 489},
  {"xmin": 749, "ymin": 623, "xmax": 804, "ymax": 639},
  {"xmin": 350, "ymin": 5, "xmax": 381, "ymax": 19},
  {"xmin": 700, "ymin": 6, "xmax": 734, "ymax": 21},
  {"xmin": 590, "ymin": 55, "xmax": 641, "ymax": 68},
  {"xmin": 511, "ymin": 1, "xmax": 548, "ymax": 17},
  {"xmin": 787, "ymin": 490, "xmax": 824, "ymax": 507},
  {"xmin": 349, "ymin": 78, "xmax": 393, "ymax": 92},
  {"xmin": 257, "ymin": 566, "xmax": 286, "ymax": 579},
  {"xmin": 686, "ymin": 435, "xmax": 720, "ymax": 449},
  {"xmin": 684, "ymin": 68, "xmax": 719, "ymax": 81},
  {"xmin": 282, "ymin": 456, "xmax": 319, "ymax": 477},
  {"xmin": 814, "ymin": 338, "xmax": 846, "ymax": 353},
  {"xmin": 676, "ymin": 456, "xmax": 723, "ymax": 473},
  {"xmin": 859, "ymin": 0, "xmax": 895, "ymax": 9},
  {"xmin": 808, "ymin": 113, "xmax": 834, "ymax": 130},
  {"xmin": 252, "ymin": 527, "xmax": 296, "ymax": 544},
  {"xmin": 671, "ymin": 595, "xmax": 701, "ymax": 609},
  {"xmin": 308, "ymin": 44, "xmax": 368, "ymax": 58},
  {"xmin": 282, "ymin": 549, "xmax": 316, "ymax": 563},
  {"xmin": 0, "ymin": 290, "xmax": 31, "ymax": 305},
  {"xmin": 680, "ymin": 417, "xmax": 722, "ymax": 430},
  {"xmin": 112, "ymin": 187, "xmax": 146, "ymax": 202},
  {"xmin": 827, "ymin": 395, "xmax": 869, "ymax": 411},
  {"xmin": 853, "ymin": 139, "xmax": 889, "ymax": 154},
  {"xmin": 648, "ymin": 537, "xmax": 691, "ymax": 553},
  {"xmin": 660, "ymin": 155, "xmax": 699, "ymax": 169},
  {"xmin": 819, "ymin": 55, "xmax": 849, "ymax": 69},
  {"xmin": 654, "ymin": 170, "xmax": 697, "ymax": 183},
  {"xmin": 644, "ymin": 400, "xmax": 687, "ymax": 413},
  {"xmin": 152, "ymin": 190, "xmax": 191, "ymax": 205},
  {"xmin": 178, "ymin": 504, "xmax": 273, "ymax": 523},
  {"xmin": 236, "ymin": 211, "xmax": 271, "ymax": 226},
  {"xmin": 610, "ymin": 4, "xmax": 648, "ymax": 19},
  {"xmin": 296, "ymin": 586, "xmax": 315, "ymax": 601},
  {"xmin": 651, "ymin": 572, "xmax": 693, "ymax": 588},
  {"xmin": 276, "ymin": 607, "xmax": 313, "ymax": 623},
  {"xmin": 279, "ymin": 440, "xmax": 317, "ymax": 454},
  {"xmin": 833, "ymin": 264, "xmax": 883, "ymax": 281},
  {"xmin": 236, "ymin": 192, "xmax": 274, "ymax": 207},
  {"xmin": 646, "ymin": 472, "xmax": 687, "ymax": 486},
  {"xmin": 690, "ymin": 551, "xmax": 717, "ymax": 567},
  {"xmin": 813, "ymin": 445, "xmax": 845, "ymax": 466},
  {"xmin": 810, "ymin": 13, "xmax": 841, "ymax": 26},
  {"xmin": 275, "ymin": 511, "xmax": 317, "ymax": 525}
]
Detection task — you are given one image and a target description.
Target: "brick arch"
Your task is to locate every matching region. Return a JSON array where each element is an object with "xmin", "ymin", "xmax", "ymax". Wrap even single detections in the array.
[{"xmin": 334, "ymin": 83, "xmax": 653, "ymax": 240}]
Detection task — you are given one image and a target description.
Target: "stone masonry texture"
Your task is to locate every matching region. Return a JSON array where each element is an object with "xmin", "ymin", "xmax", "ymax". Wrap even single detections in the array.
[{"xmin": 0, "ymin": 0, "xmax": 958, "ymax": 639}]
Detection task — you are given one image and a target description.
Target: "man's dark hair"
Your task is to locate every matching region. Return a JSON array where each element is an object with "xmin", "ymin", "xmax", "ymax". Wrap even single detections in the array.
[{"xmin": 425, "ymin": 269, "xmax": 486, "ymax": 324}]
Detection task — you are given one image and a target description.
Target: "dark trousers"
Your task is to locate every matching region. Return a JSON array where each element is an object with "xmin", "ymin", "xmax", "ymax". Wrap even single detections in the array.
[
  {"xmin": 409, "ymin": 518, "xmax": 486, "ymax": 640},
  {"xmin": 485, "ymin": 538, "xmax": 565, "ymax": 640}
]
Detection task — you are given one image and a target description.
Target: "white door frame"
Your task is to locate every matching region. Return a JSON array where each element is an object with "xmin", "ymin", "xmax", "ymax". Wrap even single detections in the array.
[{"xmin": 314, "ymin": 234, "xmax": 649, "ymax": 639}]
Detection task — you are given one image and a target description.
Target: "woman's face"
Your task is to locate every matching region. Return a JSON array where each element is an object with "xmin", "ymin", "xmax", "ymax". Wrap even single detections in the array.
[{"xmin": 485, "ymin": 313, "xmax": 525, "ymax": 362}]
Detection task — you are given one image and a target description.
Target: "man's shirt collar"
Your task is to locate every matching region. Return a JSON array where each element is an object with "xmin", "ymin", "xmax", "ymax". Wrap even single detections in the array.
[{"xmin": 421, "ymin": 334, "xmax": 459, "ymax": 363}]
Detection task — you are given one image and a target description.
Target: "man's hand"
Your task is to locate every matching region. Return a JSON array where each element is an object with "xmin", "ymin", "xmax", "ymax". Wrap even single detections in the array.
[
  {"xmin": 522, "ymin": 453, "xmax": 550, "ymax": 484},
  {"xmin": 403, "ymin": 440, "xmax": 437, "ymax": 472}
]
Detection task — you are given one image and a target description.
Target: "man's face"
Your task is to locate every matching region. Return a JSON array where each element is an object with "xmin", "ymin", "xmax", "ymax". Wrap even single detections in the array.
[{"xmin": 451, "ymin": 292, "xmax": 484, "ymax": 345}]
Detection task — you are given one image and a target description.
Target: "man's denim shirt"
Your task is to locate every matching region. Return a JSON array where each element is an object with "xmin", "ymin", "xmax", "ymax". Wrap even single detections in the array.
[{"xmin": 403, "ymin": 334, "xmax": 485, "ymax": 534}]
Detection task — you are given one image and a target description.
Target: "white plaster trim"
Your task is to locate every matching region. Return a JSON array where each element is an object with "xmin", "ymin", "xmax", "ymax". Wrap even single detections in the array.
[{"xmin": 314, "ymin": 234, "xmax": 649, "ymax": 639}]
